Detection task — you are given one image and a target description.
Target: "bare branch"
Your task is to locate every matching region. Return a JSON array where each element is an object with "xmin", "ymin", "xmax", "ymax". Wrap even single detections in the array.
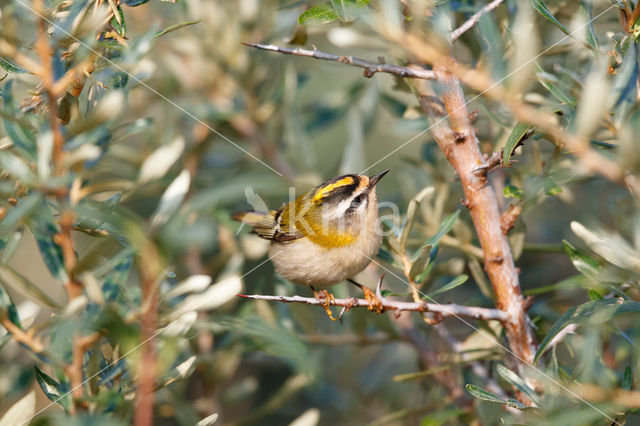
[
  {"xmin": 415, "ymin": 68, "xmax": 538, "ymax": 365},
  {"xmin": 449, "ymin": 0, "xmax": 507, "ymax": 43},
  {"xmin": 243, "ymin": 42, "xmax": 436, "ymax": 80},
  {"xmin": 237, "ymin": 294, "xmax": 509, "ymax": 322},
  {"xmin": 402, "ymin": 33, "xmax": 628, "ymax": 189}
]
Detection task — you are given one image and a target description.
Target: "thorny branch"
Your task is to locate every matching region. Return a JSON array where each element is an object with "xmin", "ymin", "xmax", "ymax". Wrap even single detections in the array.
[
  {"xmin": 449, "ymin": 0, "xmax": 506, "ymax": 42},
  {"xmin": 243, "ymin": 42, "xmax": 436, "ymax": 80},
  {"xmin": 237, "ymin": 294, "xmax": 509, "ymax": 322}
]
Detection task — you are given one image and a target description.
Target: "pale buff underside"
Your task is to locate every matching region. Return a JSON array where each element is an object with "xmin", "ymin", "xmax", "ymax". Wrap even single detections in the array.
[{"xmin": 268, "ymin": 229, "xmax": 382, "ymax": 286}]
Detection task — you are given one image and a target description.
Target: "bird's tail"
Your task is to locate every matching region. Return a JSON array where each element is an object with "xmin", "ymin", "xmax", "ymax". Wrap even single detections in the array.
[
  {"xmin": 231, "ymin": 210, "xmax": 278, "ymax": 240},
  {"xmin": 231, "ymin": 211, "xmax": 269, "ymax": 225}
]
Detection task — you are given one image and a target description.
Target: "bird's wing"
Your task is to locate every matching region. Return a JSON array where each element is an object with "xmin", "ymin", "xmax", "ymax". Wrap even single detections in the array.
[{"xmin": 231, "ymin": 208, "xmax": 304, "ymax": 242}]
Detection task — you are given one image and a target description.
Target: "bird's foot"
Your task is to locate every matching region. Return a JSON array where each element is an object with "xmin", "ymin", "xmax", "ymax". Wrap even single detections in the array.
[
  {"xmin": 362, "ymin": 286, "xmax": 383, "ymax": 314},
  {"xmin": 313, "ymin": 288, "xmax": 337, "ymax": 321}
]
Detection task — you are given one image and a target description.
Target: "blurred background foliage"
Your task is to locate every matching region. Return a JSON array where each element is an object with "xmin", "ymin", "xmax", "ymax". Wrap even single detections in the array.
[{"xmin": 1, "ymin": 0, "xmax": 640, "ymax": 425}]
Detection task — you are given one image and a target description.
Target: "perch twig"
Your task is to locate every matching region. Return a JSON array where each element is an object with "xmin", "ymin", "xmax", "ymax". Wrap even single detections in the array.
[{"xmin": 237, "ymin": 294, "xmax": 508, "ymax": 322}]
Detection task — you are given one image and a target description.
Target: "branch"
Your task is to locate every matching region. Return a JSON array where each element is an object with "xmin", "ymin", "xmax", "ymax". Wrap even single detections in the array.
[
  {"xmin": 0, "ymin": 317, "xmax": 45, "ymax": 354},
  {"xmin": 402, "ymin": 34, "xmax": 629, "ymax": 191},
  {"xmin": 449, "ymin": 0, "xmax": 506, "ymax": 42},
  {"xmin": 415, "ymin": 68, "xmax": 538, "ymax": 365},
  {"xmin": 242, "ymin": 42, "xmax": 436, "ymax": 80},
  {"xmin": 237, "ymin": 294, "xmax": 508, "ymax": 322}
]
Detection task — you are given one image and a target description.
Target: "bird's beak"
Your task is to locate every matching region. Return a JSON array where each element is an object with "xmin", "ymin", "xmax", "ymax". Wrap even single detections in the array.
[{"xmin": 368, "ymin": 169, "xmax": 390, "ymax": 188}]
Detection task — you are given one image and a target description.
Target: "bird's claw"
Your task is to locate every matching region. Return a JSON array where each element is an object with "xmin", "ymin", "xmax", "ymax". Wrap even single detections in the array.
[
  {"xmin": 314, "ymin": 289, "xmax": 337, "ymax": 321},
  {"xmin": 363, "ymin": 286, "xmax": 383, "ymax": 314}
]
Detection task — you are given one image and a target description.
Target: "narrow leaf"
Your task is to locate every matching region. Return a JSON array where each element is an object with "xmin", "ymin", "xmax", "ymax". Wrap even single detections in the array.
[
  {"xmin": 0, "ymin": 265, "xmax": 61, "ymax": 308},
  {"xmin": 400, "ymin": 187, "xmax": 434, "ymax": 248},
  {"xmin": 580, "ymin": 1, "xmax": 598, "ymax": 49},
  {"xmin": 496, "ymin": 364, "xmax": 540, "ymax": 406},
  {"xmin": 0, "ymin": 390, "xmax": 35, "ymax": 426},
  {"xmin": 409, "ymin": 244, "xmax": 432, "ymax": 280},
  {"xmin": 465, "ymin": 384, "xmax": 528, "ymax": 409},
  {"xmin": 426, "ymin": 274, "xmax": 468, "ymax": 298},
  {"xmin": 155, "ymin": 20, "xmax": 201, "ymax": 38},
  {"xmin": 622, "ymin": 367, "xmax": 633, "ymax": 391},
  {"xmin": 138, "ymin": 136, "xmax": 185, "ymax": 183},
  {"xmin": 150, "ymin": 169, "xmax": 191, "ymax": 229},
  {"xmin": 0, "ymin": 58, "xmax": 25, "ymax": 74},
  {"xmin": 562, "ymin": 240, "xmax": 599, "ymax": 281},
  {"xmin": 34, "ymin": 366, "xmax": 71, "ymax": 410},
  {"xmin": 535, "ymin": 299, "xmax": 640, "ymax": 363},
  {"xmin": 530, "ymin": 0, "xmax": 570, "ymax": 35},
  {"xmin": 429, "ymin": 210, "xmax": 460, "ymax": 246},
  {"xmin": 503, "ymin": 123, "xmax": 532, "ymax": 166},
  {"xmin": 196, "ymin": 414, "xmax": 219, "ymax": 426}
]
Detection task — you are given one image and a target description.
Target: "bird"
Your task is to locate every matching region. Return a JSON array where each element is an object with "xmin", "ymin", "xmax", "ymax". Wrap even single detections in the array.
[{"xmin": 232, "ymin": 169, "xmax": 390, "ymax": 320}]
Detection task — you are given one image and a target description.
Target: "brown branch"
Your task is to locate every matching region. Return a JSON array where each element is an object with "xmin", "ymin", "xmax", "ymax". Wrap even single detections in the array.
[
  {"xmin": 449, "ymin": 0, "xmax": 506, "ymax": 42},
  {"xmin": 402, "ymin": 34, "xmax": 628, "ymax": 190},
  {"xmin": 237, "ymin": 294, "xmax": 509, "ymax": 322},
  {"xmin": 0, "ymin": 317, "xmax": 45, "ymax": 354},
  {"xmin": 134, "ymin": 239, "xmax": 163, "ymax": 426},
  {"xmin": 65, "ymin": 332, "xmax": 100, "ymax": 414},
  {"xmin": 243, "ymin": 42, "xmax": 436, "ymax": 80},
  {"xmin": 415, "ymin": 68, "xmax": 538, "ymax": 365},
  {"xmin": 501, "ymin": 204, "xmax": 523, "ymax": 235}
]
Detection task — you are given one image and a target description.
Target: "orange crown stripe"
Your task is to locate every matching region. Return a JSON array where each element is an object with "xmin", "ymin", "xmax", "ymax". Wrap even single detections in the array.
[{"xmin": 312, "ymin": 177, "xmax": 354, "ymax": 203}]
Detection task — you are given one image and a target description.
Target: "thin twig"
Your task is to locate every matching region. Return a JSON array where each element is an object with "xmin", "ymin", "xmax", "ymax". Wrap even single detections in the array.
[
  {"xmin": 237, "ymin": 294, "xmax": 509, "ymax": 322},
  {"xmin": 0, "ymin": 317, "xmax": 45, "ymax": 353},
  {"xmin": 65, "ymin": 332, "xmax": 100, "ymax": 413},
  {"xmin": 449, "ymin": 0, "xmax": 507, "ymax": 42},
  {"xmin": 243, "ymin": 42, "xmax": 436, "ymax": 80}
]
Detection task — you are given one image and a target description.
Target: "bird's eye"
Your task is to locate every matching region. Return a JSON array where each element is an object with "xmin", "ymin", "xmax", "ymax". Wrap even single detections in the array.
[{"xmin": 351, "ymin": 194, "xmax": 365, "ymax": 208}]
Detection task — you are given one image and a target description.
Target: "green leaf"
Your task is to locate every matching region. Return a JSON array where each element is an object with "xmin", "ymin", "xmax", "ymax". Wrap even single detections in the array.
[
  {"xmin": 110, "ymin": 5, "xmax": 126, "ymax": 36},
  {"xmin": 409, "ymin": 243, "xmax": 432, "ymax": 281},
  {"xmin": 0, "ymin": 193, "xmax": 41, "ymax": 237},
  {"xmin": 588, "ymin": 289, "xmax": 603, "ymax": 300},
  {"xmin": 0, "ymin": 230, "xmax": 22, "ymax": 265},
  {"xmin": 525, "ymin": 274, "xmax": 589, "ymax": 295},
  {"xmin": 34, "ymin": 366, "xmax": 71, "ymax": 410},
  {"xmin": 562, "ymin": 240, "xmax": 599, "ymax": 281},
  {"xmin": 503, "ymin": 185, "xmax": 523, "ymax": 199},
  {"xmin": 503, "ymin": 123, "xmax": 532, "ymax": 166},
  {"xmin": 0, "ymin": 83, "xmax": 36, "ymax": 157},
  {"xmin": 420, "ymin": 409, "xmax": 464, "ymax": 426},
  {"xmin": 121, "ymin": 0, "xmax": 151, "ymax": 6},
  {"xmin": 24, "ymin": 201, "xmax": 67, "ymax": 283},
  {"xmin": 0, "ymin": 151, "xmax": 37, "ymax": 184},
  {"xmin": 465, "ymin": 384, "xmax": 528, "ymax": 409},
  {"xmin": 0, "ymin": 58, "xmax": 25, "ymax": 74},
  {"xmin": 0, "ymin": 265, "xmax": 60, "ymax": 308},
  {"xmin": 580, "ymin": 1, "xmax": 598, "ymax": 49},
  {"xmin": 622, "ymin": 366, "xmax": 633, "ymax": 391},
  {"xmin": 426, "ymin": 274, "xmax": 468, "ymax": 298},
  {"xmin": 298, "ymin": 3, "xmax": 339, "ymax": 25},
  {"xmin": 496, "ymin": 364, "xmax": 540, "ymax": 406},
  {"xmin": 530, "ymin": 0, "xmax": 570, "ymax": 35},
  {"xmin": 535, "ymin": 299, "xmax": 640, "ymax": 363},
  {"xmin": 400, "ymin": 187, "xmax": 434, "ymax": 248},
  {"xmin": 537, "ymin": 69, "xmax": 576, "ymax": 105},
  {"xmin": 155, "ymin": 20, "xmax": 201, "ymax": 38},
  {"xmin": 0, "ymin": 282, "xmax": 20, "ymax": 327},
  {"xmin": 424, "ymin": 210, "xmax": 461, "ymax": 248}
]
